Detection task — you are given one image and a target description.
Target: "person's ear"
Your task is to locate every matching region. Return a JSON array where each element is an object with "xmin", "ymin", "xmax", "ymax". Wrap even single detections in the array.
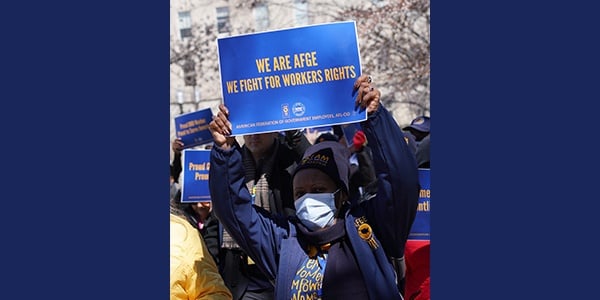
[{"xmin": 335, "ymin": 189, "xmax": 348, "ymax": 208}]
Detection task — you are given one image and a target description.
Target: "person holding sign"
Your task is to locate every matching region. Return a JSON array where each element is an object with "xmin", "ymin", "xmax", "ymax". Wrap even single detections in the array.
[
  {"xmin": 219, "ymin": 130, "xmax": 310, "ymax": 300},
  {"xmin": 208, "ymin": 75, "xmax": 419, "ymax": 300}
]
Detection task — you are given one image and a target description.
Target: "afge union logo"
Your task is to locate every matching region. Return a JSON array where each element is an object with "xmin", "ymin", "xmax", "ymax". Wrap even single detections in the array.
[
  {"xmin": 292, "ymin": 102, "xmax": 306, "ymax": 117},
  {"xmin": 281, "ymin": 104, "xmax": 290, "ymax": 118}
]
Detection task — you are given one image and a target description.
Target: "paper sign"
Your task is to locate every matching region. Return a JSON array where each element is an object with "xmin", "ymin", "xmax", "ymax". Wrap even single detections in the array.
[
  {"xmin": 217, "ymin": 21, "xmax": 366, "ymax": 135},
  {"xmin": 341, "ymin": 122, "xmax": 362, "ymax": 147},
  {"xmin": 180, "ymin": 149, "xmax": 211, "ymax": 203},
  {"xmin": 408, "ymin": 168, "xmax": 430, "ymax": 240},
  {"xmin": 174, "ymin": 108, "xmax": 214, "ymax": 149}
]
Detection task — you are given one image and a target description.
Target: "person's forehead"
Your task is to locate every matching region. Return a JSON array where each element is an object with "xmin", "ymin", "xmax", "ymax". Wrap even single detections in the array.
[{"xmin": 293, "ymin": 168, "xmax": 335, "ymax": 185}]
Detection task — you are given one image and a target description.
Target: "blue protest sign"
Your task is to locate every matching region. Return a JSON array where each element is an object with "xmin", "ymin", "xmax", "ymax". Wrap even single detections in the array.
[
  {"xmin": 341, "ymin": 122, "xmax": 362, "ymax": 147},
  {"xmin": 408, "ymin": 168, "xmax": 430, "ymax": 240},
  {"xmin": 217, "ymin": 21, "xmax": 366, "ymax": 135},
  {"xmin": 180, "ymin": 149, "xmax": 211, "ymax": 203},
  {"xmin": 174, "ymin": 108, "xmax": 214, "ymax": 149},
  {"xmin": 311, "ymin": 125, "xmax": 332, "ymax": 133}
]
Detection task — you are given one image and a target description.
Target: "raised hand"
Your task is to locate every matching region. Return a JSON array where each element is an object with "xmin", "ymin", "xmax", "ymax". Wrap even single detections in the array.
[
  {"xmin": 208, "ymin": 104, "xmax": 236, "ymax": 149},
  {"xmin": 353, "ymin": 75, "xmax": 381, "ymax": 115},
  {"xmin": 352, "ymin": 130, "xmax": 367, "ymax": 152},
  {"xmin": 172, "ymin": 138, "xmax": 184, "ymax": 155}
]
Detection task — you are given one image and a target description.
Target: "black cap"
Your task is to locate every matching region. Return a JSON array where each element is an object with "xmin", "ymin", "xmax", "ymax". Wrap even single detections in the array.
[
  {"xmin": 403, "ymin": 116, "xmax": 430, "ymax": 133},
  {"xmin": 315, "ymin": 132, "xmax": 339, "ymax": 144},
  {"xmin": 293, "ymin": 141, "xmax": 350, "ymax": 194}
]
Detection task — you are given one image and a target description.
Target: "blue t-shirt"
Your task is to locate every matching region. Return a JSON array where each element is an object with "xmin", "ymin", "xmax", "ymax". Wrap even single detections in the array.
[
  {"xmin": 290, "ymin": 254, "xmax": 327, "ymax": 299},
  {"xmin": 293, "ymin": 217, "xmax": 369, "ymax": 299}
]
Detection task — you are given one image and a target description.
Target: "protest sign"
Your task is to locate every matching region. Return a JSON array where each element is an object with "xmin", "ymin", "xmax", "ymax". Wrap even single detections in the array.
[
  {"xmin": 180, "ymin": 149, "xmax": 211, "ymax": 203},
  {"xmin": 341, "ymin": 122, "xmax": 362, "ymax": 147},
  {"xmin": 408, "ymin": 168, "xmax": 431, "ymax": 240},
  {"xmin": 217, "ymin": 21, "xmax": 366, "ymax": 135},
  {"xmin": 174, "ymin": 108, "xmax": 214, "ymax": 149}
]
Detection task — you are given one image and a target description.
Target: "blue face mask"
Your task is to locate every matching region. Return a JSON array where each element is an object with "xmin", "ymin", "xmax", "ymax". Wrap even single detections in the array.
[{"xmin": 294, "ymin": 189, "xmax": 339, "ymax": 231}]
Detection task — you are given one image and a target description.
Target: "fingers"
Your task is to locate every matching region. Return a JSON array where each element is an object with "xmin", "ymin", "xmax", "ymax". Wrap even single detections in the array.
[
  {"xmin": 207, "ymin": 104, "xmax": 236, "ymax": 149},
  {"xmin": 211, "ymin": 112, "xmax": 231, "ymax": 136},
  {"xmin": 354, "ymin": 75, "xmax": 380, "ymax": 114},
  {"xmin": 218, "ymin": 104, "xmax": 229, "ymax": 118},
  {"xmin": 363, "ymin": 88, "xmax": 381, "ymax": 114},
  {"xmin": 356, "ymin": 130, "xmax": 366, "ymax": 140},
  {"xmin": 208, "ymin": 104, "xmax": 230, "ymax": 135},
  {"xmin": 354, "ymin": 82, "xmax": 369, "ymax": 109},
  {"xmin": 172, "ymin": 138, "xmax": 184, "ymax": 152},
  {"xmin": 353, "ymin": 74, "xmax": 371, "ymax": 90}
]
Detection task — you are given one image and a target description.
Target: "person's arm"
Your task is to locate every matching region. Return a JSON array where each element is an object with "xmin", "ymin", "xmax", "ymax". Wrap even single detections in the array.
[
  {"xmin": 349, "ymin": 130, "xmax": 377, "ymax": 191},
  {"xmin": 332, "ymin": 124, "xmax": 345, "ymax": 142},
  {"xmin": 171, "ymin": 138, "xmax": 184, "ymax": 183},
  {"xmin": 353, "ymin": 75, "xmax": 420, "ymax": 258},
  {"xmin": 208, "ymin": 104, "xmax": 290, "ymax": 281},
  {"xmin": 201, "ymin": 213, "xmax": 221, "ymax": 265},
  {"xmin": 284, "ymin": 129, "xmax": 311, "ymax": 161},
  {"xmin": 353, "ymin": 145, "xmax": 378, "ymax": 197}
]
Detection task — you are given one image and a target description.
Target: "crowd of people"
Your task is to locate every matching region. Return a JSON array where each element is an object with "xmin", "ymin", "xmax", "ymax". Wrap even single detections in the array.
[{"xmin": 169, "ymin": 74, "xmax": 430, "ymax": 300}]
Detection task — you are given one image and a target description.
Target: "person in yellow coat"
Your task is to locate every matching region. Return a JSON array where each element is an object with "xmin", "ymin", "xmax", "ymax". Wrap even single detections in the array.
[{"xmin": 171, "ymin": 212, "xmax": 233, "ymax": 300}]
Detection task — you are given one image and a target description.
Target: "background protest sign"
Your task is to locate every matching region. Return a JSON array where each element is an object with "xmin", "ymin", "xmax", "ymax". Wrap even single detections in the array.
[
  {"xmin": 341, "ymin": 122, "xmax": 362, "ymax": 147},
  {"xmin": 180, "ymin": 149, "xmax": 211, "ymax": 203},
  {"xmin": 174, "ymin": 108, "xmax": 214, "ymax": 149},
  {"xmin": 217, "ymin": 21, "xmax": 366, "ymax": 135},
  {"xmin": 408, "ymin": 168, "xmax": 431, "ymax": 240}
]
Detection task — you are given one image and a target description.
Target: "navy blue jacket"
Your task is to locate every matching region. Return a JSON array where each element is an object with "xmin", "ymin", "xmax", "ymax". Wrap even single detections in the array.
[{"xmin": 209, "ymin": 105, "xmax": 419, "ymax": 300}]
